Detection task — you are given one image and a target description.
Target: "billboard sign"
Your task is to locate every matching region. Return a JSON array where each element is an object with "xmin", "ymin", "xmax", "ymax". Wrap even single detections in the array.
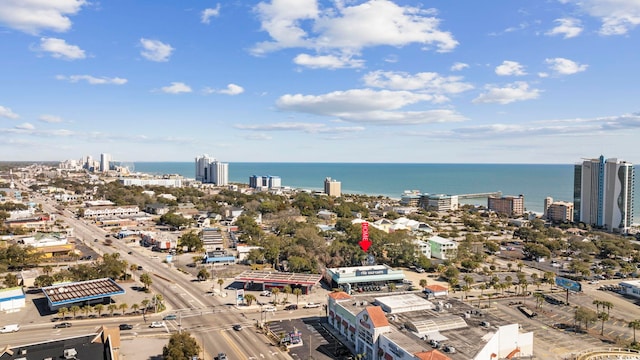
[{"xmin": 555, "ymin": 276, "xmax": 581, "ymax": 292}]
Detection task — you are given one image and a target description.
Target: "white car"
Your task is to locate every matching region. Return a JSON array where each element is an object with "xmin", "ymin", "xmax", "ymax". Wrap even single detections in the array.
[
  {"xmin": 260, "ymin": 291, "xmax": 272, "ymax": 297},
  {"xmin": 149, "ymin": 321, "xmax": 165, "ymax": 328},
  {"xmin": 0, "ymin": 324, "xmax": 19, "ymax": 333},
  {"xmin": 303, "ymin": 303, "xmax": 321, "ymax": 308},
  {"xmin": 262, "ymin": 306, "xmax": 276, "ymax": 312}
]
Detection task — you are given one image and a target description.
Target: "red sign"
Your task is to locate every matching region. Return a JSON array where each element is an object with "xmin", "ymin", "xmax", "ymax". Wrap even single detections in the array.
[{"xmin": 359, "ymin": 222, "xmax": 371, "ymax": 252}]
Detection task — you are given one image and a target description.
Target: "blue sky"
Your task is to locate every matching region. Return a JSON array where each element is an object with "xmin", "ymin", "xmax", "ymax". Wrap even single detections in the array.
[{"xmin": 1, "ymin": 0, "xmax": 639, "ymax": 164}]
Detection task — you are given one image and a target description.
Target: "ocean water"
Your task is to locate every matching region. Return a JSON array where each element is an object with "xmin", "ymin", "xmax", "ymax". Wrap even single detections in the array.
[{"xmin": 132, "ymin": 162, "xmax": 640, "ymax": 223}]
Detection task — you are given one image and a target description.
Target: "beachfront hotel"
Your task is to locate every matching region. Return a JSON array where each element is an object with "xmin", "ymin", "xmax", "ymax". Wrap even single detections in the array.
[
  {"xmin": 574, "ymin": 155, "xmax": 635, "ymax": 233},
  {"xmin": 324, "ymin": 177, "xmax": 341, "ymax": 197},
  {"xmin": 194, "ymin": 154, "xmax": 229, "ymax": 186}
]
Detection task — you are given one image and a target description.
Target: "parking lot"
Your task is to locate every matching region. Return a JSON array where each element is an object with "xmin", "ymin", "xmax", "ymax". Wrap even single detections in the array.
[{"xmin": 265, "ymin": 317, "xmax": 349, "ymax": 360}]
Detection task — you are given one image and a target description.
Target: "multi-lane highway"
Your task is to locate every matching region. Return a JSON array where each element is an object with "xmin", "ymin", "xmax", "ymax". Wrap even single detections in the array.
[{"xmin": 34, "ymin": 197, "xmax": 290, "ymax": 360}]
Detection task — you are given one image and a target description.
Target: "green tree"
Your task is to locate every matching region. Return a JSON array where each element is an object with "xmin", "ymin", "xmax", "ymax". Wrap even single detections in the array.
[
  {"xmin": 94, "ymin": 304, "xmax": 104, "ymax": 317},
  {"xmin": 271, "ymin": 287, "xmax": 280, "ymax": 305},
  {"xmin": 3, "ymin": 273, "xmax": 19, "ymax": 287},
  {"xmin": 244, "ymin": 294, "xmax": 256, "ymax": 306},
  {"xmin": 57, "ymin": 307, "xmax": 68, "ymax": 319},
  {"xmin": 82, "ymin": 305, "xmax": 93, "ymax": 318},
  {"xmin": 218, "ymin": 278, "xmax": 224, "ymax": 294},
  {"xmin": 598, "ymin": 311, "xmax": 609, "ymax": 335},
  {"xmin": 162, "ymin": 331, "xmax": 200, "ymax": 360},
  {"xmin": 179, "ymin": 231, "xmax": 203, "ymax": 252},
  {"xmin": 293, "ymin": 288, "xmax": 302, "ymax": 305},
  {"xmin": 140, "ymin": 273, "xmax": 153, "ymax": 291},
  {"xmin": 419, "ymin": 279, "xmax": 428, "ymax": 289},
  {"xmin": 70, "ymin": 305, "xmax": 81, "ymax": 319},
  {"xmin": 283, "ymin": 285, "xmax": 292, "ymax": 303},
  {"xmin": 197, "ymin": 268, "xmax": 210, "ymax": 282},
  {"xmin": 629, "ymin": 320, "xmax": 640, "ymax": 344},
  {"xmin": 34, "ymin": 275, "xmax": 54, "ymax": 288},
  {"xmin": 119, "ymin": 303, "xmax": 128, "ymax": 315},
  {"xmin": 131, "ymin": 303, "xmax": 140, "ymax": 314},
  {"xmin": 107, "ymin": 304, "xmax": 117, "ymax": 316}
]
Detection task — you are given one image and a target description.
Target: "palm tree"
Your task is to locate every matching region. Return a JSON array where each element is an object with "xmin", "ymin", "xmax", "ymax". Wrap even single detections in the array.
[
  {"xmin": 533, "ymin": 292, "xmax": 545, "ymax": 308},
  {"xmin": 244, "ymin": 294, "xmax": 256, "ymax": 306},
  {"xmin": 504, "ymin": 276, "xmax": 513, "ymax": 293},
  {"xmin": 603, "ymin": 301, "xmax": 614, "ymax": 316},
  {"xmin": 217, "ymin": 278, "xmax": 224, "ymax": 294},
  {"xmin": 107, "ymin": 304, "xmax": 118, "ymax": 316},
  {"xmin": 140, "ymin": 273, "xmax": 152, "ymax": 291},
  {"xmin": 517, "ymin": 261, "xmax": 524, "ymax": 272},
  {"xmin": 479, "ymin": 283, "xmax": 487, "ymax": 296},
  {"xmin": 43, "ymin": 265, "xmax": 53, "ymax": 276},
  {"xmin": 119, "ymin": 303, "xmax": 128, "ymax": 315},
  {"xmin": 419, "ymin": 279, "xmax": 428, "ymax": 289},
  {"xmin": 131, "ymin": 303, "xmax": 140, "ymax": 314},
  {"xmin": 462, "ymin": 285, "xmax": 470, "ymax": 300},
  {"xmin": 283, "ymin": 285, "xmax": 292, "ymax": 303},
  {"xmin": 271, "ymin": 288, "xmax": 280, "ymax": 305},
  {"xmin": 94, "ymin": 304, "xmax": 104, "ymax": 317},
  {"xmin": 293, "ymin": 288, "xmax": 302, "ymax": 305},
  {"xmin": 628, "ymin": 320, "xmax": 640, "ymax": 344},
  {"xmin": 57, "ymin": 307, "xmax": 68, "ymax": 320},
  {"xmin": 197, "ymin": 268, "xmax": 210, "ymax": 282},
  {"xmin": 82, "ymin": 305, "xmax": 93, "ymax": 318},
  {"xmin": 598, "ymin": 311, "xmax": 609, "ymax": 335},
  {"xmin": 593, "ymin": 299, "xmax": 602, "ymax": 313},
  {"xmin": 141, "ymin": 299, "xmax": 150, "ymax": 313},
  {"xmin": 70, "ymin": 305, "xmax": 81, "ymax": 319},
  {"xmin": 463, "ymin": 275, "xmax": 474, "ymax": 288},
  {"xmin": 388, "ymin": 283, "xmax": 397, "ymax": 292}
]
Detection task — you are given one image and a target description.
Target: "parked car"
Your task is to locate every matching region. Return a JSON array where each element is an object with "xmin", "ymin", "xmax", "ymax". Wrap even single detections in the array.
[
  {"xmin": 232, "ymin": 324, "xmax": 242, "ymax": 331},
  {"xmin": 260, "ymin": 290, "xmax": 272, "ymax": 297},
  {"xmin": 217, "ymin": 353, "xmax": 228, "ymax": 360},
  {"xmin": 54, "ymin": 322, "xmax": 72, "ymax": 329},
  {"xmin": 119, "ymin": 324, "xmax": 133, "ymax": 330},
  {"xmin": 304, "ymin": 302, "xmax": 321, "ymax": 308},
  {"xmin": 163, "ymin": 314, "xmax": 177, "ymax": 320},
  {"xmin": 262, "ymin": 306, "xmax": 276, "ymax": 312},
  {"xmin": 149, "ymin": 321, "xmax": 165, "ymax": 328},
  {"xmin": 285, "ymin": 304, "xmax": 298, "ymax": 310}
]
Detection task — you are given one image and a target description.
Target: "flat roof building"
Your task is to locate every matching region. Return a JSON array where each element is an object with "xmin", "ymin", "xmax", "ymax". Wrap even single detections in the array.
[
  {"xmin": 488, "ymin": 195, "xmax": 524, "ymax": 216},
  {"xmin": 325, "ymin": 265, "xmax": 405, "ymax": 294},
  {"xmin": 41, "ymin": 278, "xmax": 126, "ymax": 311}
]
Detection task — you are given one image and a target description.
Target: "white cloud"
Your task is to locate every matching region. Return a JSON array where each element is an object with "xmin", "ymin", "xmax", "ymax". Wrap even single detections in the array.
[
  {"xmin": 0, "ymin": 106, "xmax": 19, "ymax": 119},
  {"xmin": 293, "ymin": 53, "xmax": 364, "ymax": 69},
  {"xmin": 450, "ymin": 62, "xmax": 469, "ymax": 71},
  {"xmin": 201, "ymin": 4, "xmax": 221, "ymax": 24},
  {"xmin": 362, "ymin": 70, "xmax": 473, "ymax": 95},
  {"xmin": 252, "ymin": 0, "xmax": 457, "ymax": 66},
  {"xmin": 538, "ymin": 72, "xmax": 549, "ymax": 78},
  {"xmin": 473, "ymin": 82, "xmax": 541, "ymax": 104},
  {"xmin": 38, "ymin": 37, "xmax": 85, "ymax": 60},
  {"xmin": 160, "ymin": 82, "xmax": 192, "ymax": 94},
  {"xmin": 546, "ymin": 18, "xmax": 583, "ymax": 38},
  {"xmin": 545, "ymin": 57, "xmax": 588, "ymax": 75},
  {"xmin": 0, "ymin": 0, "xmax": 86, "ymax": 35},
  {"xmin": 140, "ymin": 38, "xmax": 174, "ymax": 62},
  {"xmin": 219, "ymin": 84, "xmax": 244, "ymax": 95},
  {"xmin": 39, "ymin": 114, "xmax": 63, "ymax": 123},
  {"xmin": 275, "ymin": 89, "xmax": 466, "ymax": 125},
  {"xmin": 561, "ymin": 0, "xmax": 640, "ymax": 35},
  {"xmin": 495, "ymin": 60, "xmax": 527, "ymax": 76},
  {"xmin": 56, "ymin": 74, "xmax": 128, "ymax": 85},
  {"xmin": 235, "ymin": 122, "xmax": 365, "ymax": 133},
  {"xmin": 15, "ymin": 122, "xmax": 35, "ymax": 130}
]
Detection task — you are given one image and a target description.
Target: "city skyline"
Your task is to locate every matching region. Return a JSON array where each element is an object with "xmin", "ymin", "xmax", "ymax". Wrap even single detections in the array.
[{"xmin": 1, "ymin": 1, "xmax": 639, "ymax": 164}]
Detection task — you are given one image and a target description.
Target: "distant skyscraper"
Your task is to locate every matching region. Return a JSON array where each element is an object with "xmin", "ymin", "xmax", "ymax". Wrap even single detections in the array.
[
  {"xmin": 195, "ymin": 154, "xmax": 214, "ymax": 182},
  {"xmin": 249, "ymin": 175, "xmax": 281, "ymax": 190},
  {"xmin": 324, "ymin": 177, "xmax": 341, "ymax": 197},
  {"xmin": 100, "ymin": 153, "xmax": 112, "ymax": 172},
  {"xmin": 574, "ymin": 155, "xmax": 635, "ymax": 233},
  {"xmin": 195, "ymin": 154, "xmax": 228, "ymax": 185}
]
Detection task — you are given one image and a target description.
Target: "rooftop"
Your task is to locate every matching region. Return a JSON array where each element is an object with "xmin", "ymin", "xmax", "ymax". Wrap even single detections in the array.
[
  {"xmin": 235, "ymin": 270, "xmax": 323, "ymax": 286},
  {"xmin": 42, "ymin": 278, "xmax": 125, "ymax": 306}
]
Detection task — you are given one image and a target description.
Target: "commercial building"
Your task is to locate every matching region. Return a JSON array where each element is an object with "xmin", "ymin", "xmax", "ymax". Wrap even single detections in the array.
[
  {"xmin": 327, "ymin": 292, "xmax": 533, "ymax": 360},
  {"xmin": 423, "ymin": 194, "xmax": 459, "ymax": 212},
  {"xmin": 250, "ymin": 175, "xmax": 282, "ymax": 190},
  {"xmin": 234, "ymin": 270, "xmax": 323, "ymax": 294},
  {"xmin": 429, "ymin": 236, "xmax": 458, "ymax": 260},
  {"xmin": 83, "ymin": 204, "xmax": 140, "ymax": 218},
  {"xmin": 324, "ymin": 265, "xmax": 405, "ymax": 294},
  {"xmin": 195, "ymin": 154, "xmax": 229, "ymax": 185},
  {"xmin": 0, "ymin": 287, "xmax": 25, "ymax": 312},
  {"xmin": 119, "ymin": 178, "xmax": 183, "ymax": 187},
  {"xmin": 487, "ymin": 195, "xmax": 524, "ymax": 216},
  {"xmin": 543, "ymin": 197, "xmax": 574, "ymax": 223},
  {"xmin": 619, "ymin": 280, "xmax": 640, "ymax": 299},
  {"xmin": 324, "ymin": 177, "xmax": 342, "ymax": 197},
  {"xmin": 41, "ymin": 278, "xmax": 126, "ymax": 311},
  {"xmin": 99, "ymin": 153, "xmax": 111, "ymax": 172},
  {"xmin": 574, "ymin": 155, "xmax": 635, "ymax": 233}
]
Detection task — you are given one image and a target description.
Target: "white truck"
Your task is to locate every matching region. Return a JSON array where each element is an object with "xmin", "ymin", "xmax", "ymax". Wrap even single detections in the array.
[{"xmin": 0, "ymin": 324, "xmax": 20, "ymax": 333}]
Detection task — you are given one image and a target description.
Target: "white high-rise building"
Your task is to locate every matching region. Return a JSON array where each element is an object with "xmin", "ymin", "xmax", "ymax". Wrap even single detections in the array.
[
  {"xmin": 195, "ymin": 154, "xmax": 214, "ymax": 182},
  {"xmin": 100, "ymin": 153, "xmax": 112, "ymax": 172},
  {"xmin": 574, "ymin": 155, "xmax": 635, "ymax": 233},
  {"xmin": 208, "ymin": 160, "xmax": 228, "ymax": 186},
  {"xmin": 195, "ymin": 154, "xmax": 228, "ymax": 185}
]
